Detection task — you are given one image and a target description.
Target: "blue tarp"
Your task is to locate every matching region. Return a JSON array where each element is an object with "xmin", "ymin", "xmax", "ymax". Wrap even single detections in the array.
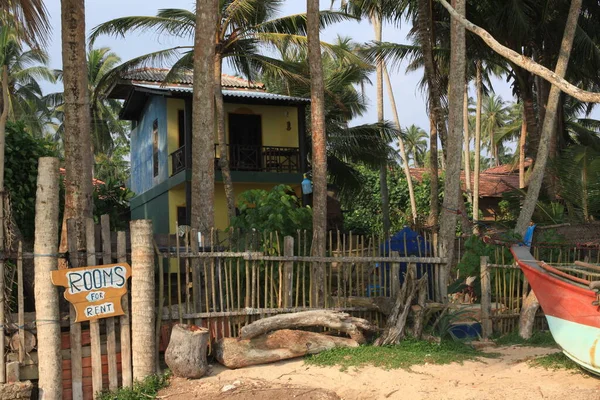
[{"xmin": 368, "ymin": 227, "xmax": 435, "ymax": 298}]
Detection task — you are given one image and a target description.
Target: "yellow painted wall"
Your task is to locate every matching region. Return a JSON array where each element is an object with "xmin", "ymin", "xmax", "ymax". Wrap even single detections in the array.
[
  {"xmin": 166, "ymin": 98, "xmax": 186, "ymax": 176},
  {"xmin": 167, "ymin": 98, "xmax": 300, "ymax": 163},
  {"xmin": 223, "ymin": 104, "xmax": 299, "ymax": 148},
  {"xmin": 168, "ymin": 183, "xmax": 186, "ymax": 233}
]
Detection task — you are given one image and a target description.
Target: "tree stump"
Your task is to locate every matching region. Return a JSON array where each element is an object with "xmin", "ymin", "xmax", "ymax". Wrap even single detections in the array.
[
  {"xmin": 165, "ymin": 324, "xmax": 209, "ymax": 379},
  {"xmin": 519, "ymin": 291, "xmax": 540, "ymax": 339},
  {"xmin": 215, "ymin": 329, "xmax": 358, "ymax": 369}
]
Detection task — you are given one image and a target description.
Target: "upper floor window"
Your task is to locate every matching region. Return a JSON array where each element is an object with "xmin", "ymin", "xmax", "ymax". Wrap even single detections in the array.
[{"xmin": 153, "ymin": 119, "xmax": 159, "ymax": 177}]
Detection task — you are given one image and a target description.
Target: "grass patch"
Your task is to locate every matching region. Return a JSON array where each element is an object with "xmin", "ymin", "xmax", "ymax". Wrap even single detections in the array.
[
  {"xmin": 529, "ymin": 352, "xmax": 581, "ymax": 372},
  {"xmin": 97, "ymin": 372, "xmax": 170, "ymax": 400},
  {"xmin": 493, "ymin": 331, "xmax": 556, "ymax": 348},
  {"xmin": 305, "ymin": 339, "xmax": 497, "ymax": 371}
]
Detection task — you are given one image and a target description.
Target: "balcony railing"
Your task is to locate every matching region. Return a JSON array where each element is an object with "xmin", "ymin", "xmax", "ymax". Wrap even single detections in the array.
[
  {"xmin": 169, "ymin": 144, "xmax": 300, "ymax": 176},
  {"xmin": 170, "ymin": 146, "xmax": 187, "ymax": 175}
]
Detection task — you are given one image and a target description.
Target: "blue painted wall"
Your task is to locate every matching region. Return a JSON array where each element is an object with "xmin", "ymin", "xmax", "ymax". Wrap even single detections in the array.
[
  {"xmin": 131, "ymin": 191, "xmax": 170, "ymax": 234},
  {"xmin": 130, "ymin": 96, "xmax": 168, "ymax": 195}
]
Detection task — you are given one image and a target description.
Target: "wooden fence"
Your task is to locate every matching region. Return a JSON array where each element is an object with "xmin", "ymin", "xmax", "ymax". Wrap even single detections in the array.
[{"xmin": 155, "ymin": 227, "xmax": 446, "ymax": 344}]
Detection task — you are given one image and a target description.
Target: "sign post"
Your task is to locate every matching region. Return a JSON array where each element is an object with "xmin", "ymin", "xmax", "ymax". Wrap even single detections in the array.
[{"xmin": 51, "ymin": 263, "xmax": 132, "ymax": 323}]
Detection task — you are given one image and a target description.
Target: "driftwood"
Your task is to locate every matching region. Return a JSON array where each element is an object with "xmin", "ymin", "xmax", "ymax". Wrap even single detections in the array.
[
  {"xmin": 518, "ymin": 291, "xmax": 540, "ymax": 339},
  {"xmin": 375, "ymin": 266, "xmax": 429, "ymax": 346},
  {"xmin": 164, "ymin": 324, "xmax": 210, "ymax": 379},
  {"xmin": 240, "ymin": 310, "xmax": 378, "ymax": 344},
  {"xmin": 215, "ymin": 329, "xmax": 359, "ymax": 369},
  {"xmin": 336, "ymin": 297, "xmax": 394, "ymax": 315}
]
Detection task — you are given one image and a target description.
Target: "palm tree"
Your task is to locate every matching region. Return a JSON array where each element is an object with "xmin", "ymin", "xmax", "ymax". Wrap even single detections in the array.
[
  {"xmin": 91, "ymin": 2, "xmax": 354, "ymax": 226},
  {"xmin": 48, "ymin": 47, "xmax": 128, "ymax": 155},
  {"xmin": 0, "ymin": 0, "xmax": 49, "ymax": 47},
  {"xmin": 260, "ymin": 37, "xmax": 398, "ymax": 201},
  {"xmin": 481, "ymin": 94, "xmax": 510, "ymax": 167},
  {"xmin": 403, "ymin": 124, "xmax": 427, "ymax": 167}
]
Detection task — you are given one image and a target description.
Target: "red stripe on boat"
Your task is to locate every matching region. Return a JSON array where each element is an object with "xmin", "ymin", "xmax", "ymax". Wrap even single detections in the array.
[{"xmin": 512, "ymin": 250, "xmax": 600, "ymax": 330}]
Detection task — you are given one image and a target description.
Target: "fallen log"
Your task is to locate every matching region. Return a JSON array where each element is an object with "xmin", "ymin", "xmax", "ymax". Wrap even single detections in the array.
[
  {"xmin": 165, "ymin": 324, "xmax": 210, "ymax": 378},
  {"xmin": 336, "ymin": 297, "xmax": 394, "ymax": 315},
  {"xmin": 215, "ymin": 329, "xmax": 359, "ymax": 369},
  {"xmin": 239, "ymin": 310, "xmax": 378, "ymax": 344}
]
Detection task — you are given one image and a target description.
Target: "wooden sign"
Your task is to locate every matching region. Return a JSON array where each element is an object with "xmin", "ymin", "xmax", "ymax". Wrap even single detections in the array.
[{"xmin": 51, "ymin": 263, "xmax": 132, "ymax": 322}]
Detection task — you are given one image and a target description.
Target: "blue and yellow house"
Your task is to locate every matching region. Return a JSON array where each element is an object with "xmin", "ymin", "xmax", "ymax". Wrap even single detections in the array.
[{"xmin": 108, "ymin": 68, "xmax": 310, "ymax": 234}]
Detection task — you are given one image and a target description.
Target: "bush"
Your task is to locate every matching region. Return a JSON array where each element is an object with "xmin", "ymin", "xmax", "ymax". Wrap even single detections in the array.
[{"xmin": 230, "ymin": 184, "xmax": 312, "ymax": 237}]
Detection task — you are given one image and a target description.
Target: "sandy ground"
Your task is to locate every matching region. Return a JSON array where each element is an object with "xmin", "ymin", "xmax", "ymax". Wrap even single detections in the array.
[{"xmin": 158, "ymin": 346, "xmax": 600, "ymax": 400}]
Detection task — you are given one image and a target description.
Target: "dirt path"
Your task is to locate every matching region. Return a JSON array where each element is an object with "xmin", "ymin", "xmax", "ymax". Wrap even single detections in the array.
[{"xmin": 158, "ymin": 346, "xmax": 600, "ymax": 400}]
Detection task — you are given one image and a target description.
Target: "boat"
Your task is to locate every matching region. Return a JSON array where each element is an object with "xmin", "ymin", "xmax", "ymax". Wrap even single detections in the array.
[{"xmin": 511, "ymin": 245, "xmax": 600, "ymax": 375}]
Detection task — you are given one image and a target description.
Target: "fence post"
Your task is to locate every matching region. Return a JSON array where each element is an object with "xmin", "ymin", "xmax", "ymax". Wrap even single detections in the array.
[
  {"xmin": 85, "ymin": 217, "xmax": 103, "ymax": 398},
  {"xmin": 34, "ymin": 157, "xmax": 62, "ymax": 399},
  {"xmin": 130, "ymin": 219, "xmax": 156, "ymax": 381},
  {"xmin": 390, "ymin": 251, "xmax": 400, "ymax": 297},
  {"xmin": 283, "ymin": 236, "xmax": 294, "ymax": 308},
  {"xmin": 480, "ymin": 256, "xmax": 492, "ymax": 339}
]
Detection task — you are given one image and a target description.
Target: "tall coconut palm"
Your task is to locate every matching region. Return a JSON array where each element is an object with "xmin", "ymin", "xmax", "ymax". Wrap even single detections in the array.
[
  {"xmin": 307, "ymin": 0, "xmax": 327, "ymax": 307},
  {"xmin": 403, "ymin": 124, "xmax": 427, "ymax": 167},
  {"xmin": 91, "ymin": 2, "xmax": 355, "ymax": 226},
  {"xmin": 481, "ymin": 94, "xmax": 510, "ymax": 167},
  {"xmin": 60, "ymin": 0, "xmax": 93, "ymax": 306},
  {"xmin": 47, "ymin": 47, "xmax": 128, "ymax": 155}
]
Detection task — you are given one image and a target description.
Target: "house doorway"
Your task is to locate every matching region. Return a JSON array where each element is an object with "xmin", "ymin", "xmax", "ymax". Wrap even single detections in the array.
[{"xmin": 228, "ymin": 113, "xmax": 262, "ymax": 170}]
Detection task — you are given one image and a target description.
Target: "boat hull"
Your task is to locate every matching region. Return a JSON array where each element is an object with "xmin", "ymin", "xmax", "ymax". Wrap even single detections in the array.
[{"xmin": 511, "ymin": 246, "xmax": 600, "ymax": 375}]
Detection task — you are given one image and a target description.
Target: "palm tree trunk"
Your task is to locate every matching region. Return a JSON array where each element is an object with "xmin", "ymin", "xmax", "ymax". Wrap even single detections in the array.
[
  {"xmin": 519, "ymin": 111, "xmax": 527, "ymax": 188},
  {"xmin": 438, "ymin": 0, "xmax": 600, "ymax": 104},
  {"xmin": 491, "ymin": 131, "xmax": 499, "ymax": 166},
  {"xmin": 214, "ymin": 54, "xmax": 236, "ymax": 224},
  {"xmin": 0, "ymin": 64, "xmax": 7, "ymax": 385},
  {"xmin": 372, "ymin": 15, "xmax": 391, "ymax": 235},
  {"xmin": 463, "ymin": 82, "xmax": 471, "ymax": 199},
  {"xmin": 60, "ymin": 0, "xmax": 93, "ymax": 262},
  {"xmin": 383, "ymin": 64, "xmax": 418, "ymax": 224},
  {"xmin": 418, "ymin": 0, "xmax": 441, "ymax": 231},
  {"xmin": 34, "ymin": 157, "xmax": 62, "ymax": 399},
  {"xmin": 582, "ymin": 153, "xmax": 589, "ymax": 222},
  {"xmin": 516, "ymin": 0, "xmax": 582, "ymax": 340},
  {"xmin": 307, "ymin": 0, "xmax": 326, "ymax": 307},
  {"xmin": 473, "ymin": 62, "xmax": 482, "ymax": 233},
  {"xmin": 439, "ymin": 0, "xmax": 466, "ymax": 303},
  {"xmin": 191, "ymin": 0, "xmax": 218, "ymax": 235},
  {"xmin": 515, "ymin": 0, "xmax": 582, "ymax": 237}
]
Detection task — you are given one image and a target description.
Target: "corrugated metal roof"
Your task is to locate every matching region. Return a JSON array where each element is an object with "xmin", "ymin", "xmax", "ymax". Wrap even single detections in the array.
[
  {"xmin": 132, "ymin": 83, "xmax": 310, "ymax": 103},
  {"xmin": 122, "ymin": 68, "xmax": 265, "ymax": 89}
]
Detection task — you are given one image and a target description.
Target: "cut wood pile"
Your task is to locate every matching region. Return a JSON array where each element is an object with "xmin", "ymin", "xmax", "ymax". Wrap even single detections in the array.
[{"xmin": 214, "ymin": 310, "xmax": 377, "ymax": 369}]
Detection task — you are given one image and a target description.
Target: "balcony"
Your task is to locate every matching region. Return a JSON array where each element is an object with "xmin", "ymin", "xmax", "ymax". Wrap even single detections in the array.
[{"xmin": 169, "ymin": 144, "xmax": 300, "ymax": 176}]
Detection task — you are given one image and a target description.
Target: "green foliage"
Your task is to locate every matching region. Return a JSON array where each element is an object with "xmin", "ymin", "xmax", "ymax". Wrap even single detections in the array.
[
  {"xmin": 493, "ymin": 331, "xmax": 556, "ymax": 348},
  {"xmin": 230, "ymin": 185, "xmax": 312, "ymax": 237},
  {"xmin": 342, "ymin": 164, "xmax": 437, "ymax": 235},
  {"xmin": 455, "ymin": 236, "xmax": 513, "ymax": 278},
  {"xmin": 93, "ymin": 176, "xmax": 134, "ymax": 231},
  {"xmin": 431, "ymin": 309, "xmax": 480, "ymax": 342},
  {"xmin": 97, "ymin": 372, "xmax": 170, "ymax": 400},
  {"xmin": 529, "ymin": 352, "xmax": 581, "ymax": 372},
  {"xmin": 305, "ymin": 339, "xmax": 495, "ymax": 371},
  {"xmin": 5, "ymin": 121, "xmax": 58, "ymax": 239}
]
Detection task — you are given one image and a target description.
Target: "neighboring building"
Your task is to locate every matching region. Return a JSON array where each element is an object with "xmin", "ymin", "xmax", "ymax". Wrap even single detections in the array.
[
  {"xmin": 410, "ymin": 159, "xmax": 532, "ymax": 220},
  {"xmin": 108, "ymin": 68, "xmax": 310, "ymax": 233}
]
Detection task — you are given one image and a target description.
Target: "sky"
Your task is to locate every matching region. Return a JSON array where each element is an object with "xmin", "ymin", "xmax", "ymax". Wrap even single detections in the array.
[{"xmin": 42, "ymin": 0, "xmax": 517, "ymax": 133}]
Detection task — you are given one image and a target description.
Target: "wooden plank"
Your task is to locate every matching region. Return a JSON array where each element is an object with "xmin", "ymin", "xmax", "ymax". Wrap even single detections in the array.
[
  {"xmin": 101, "ymin": 215, "xmax": 119, "ymax": 391},
  {"xmin": 86, "ymin": 218, "xmax": 103, "ymax": 398},
  {"xmin": 480, "ymin": 256, "xmax": 492, "ymax": 339},
  {"xmin": 17, "ymin": 242, "xmax": 25, "ymax": 364},
  {"xmin": 283, "ymin": 236, "xmax": 294, "ymax": 308},
  {"xmin": 67, "ymin": 219, "xmax": 83, "ymax": 400},
  {"xmin": 118, "ymin": 231, "xmax": 133, "ymax": 388}
]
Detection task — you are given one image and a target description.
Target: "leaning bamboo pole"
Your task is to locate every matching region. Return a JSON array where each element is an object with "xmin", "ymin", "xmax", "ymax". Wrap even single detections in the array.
[{"xmin": 34, "ymin": 157, "xmax": 62, "ymax": 399}]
